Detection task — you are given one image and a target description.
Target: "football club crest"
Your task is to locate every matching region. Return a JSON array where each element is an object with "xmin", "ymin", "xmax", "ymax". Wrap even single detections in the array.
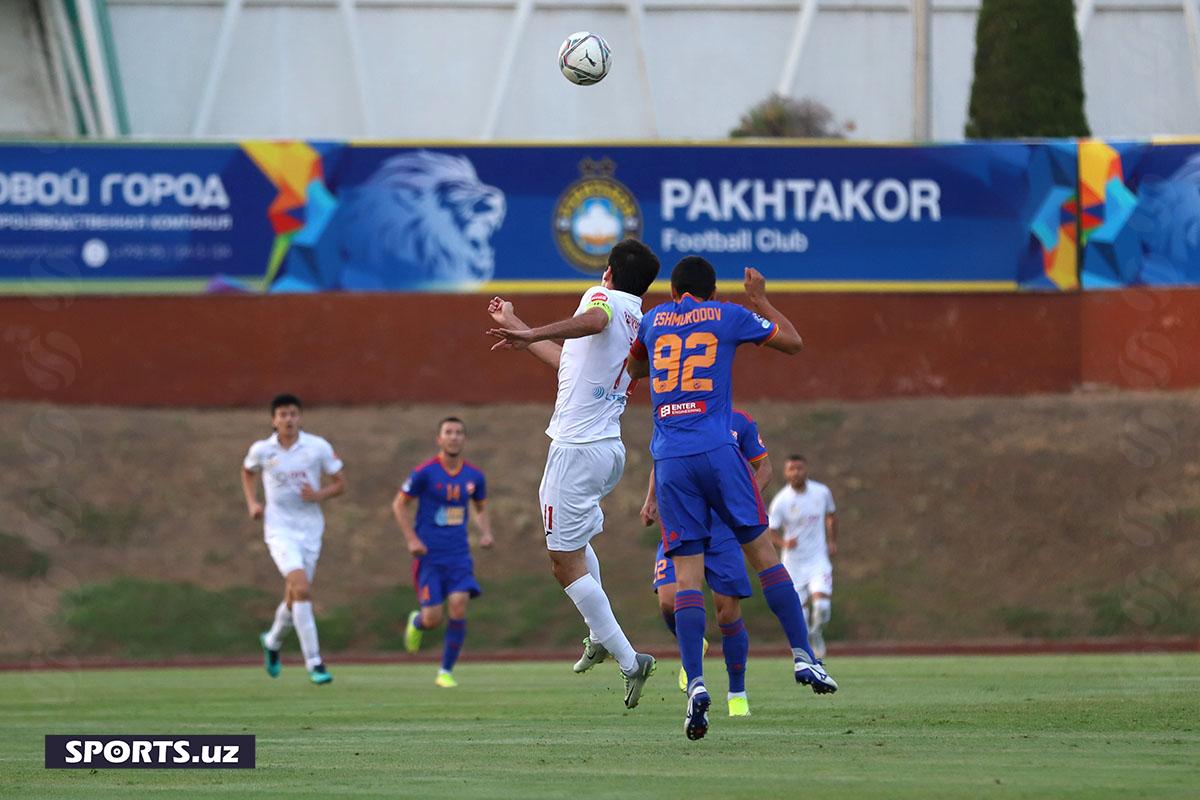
[{"xmin": 553, "ymin": 158, "xmax": 642, "ymax": 274}]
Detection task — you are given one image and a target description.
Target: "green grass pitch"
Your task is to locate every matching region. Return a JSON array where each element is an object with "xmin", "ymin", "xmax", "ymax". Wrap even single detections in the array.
[{"xmin": 2, "ymin": 654, "xmax": 1197, "ymax": 799}]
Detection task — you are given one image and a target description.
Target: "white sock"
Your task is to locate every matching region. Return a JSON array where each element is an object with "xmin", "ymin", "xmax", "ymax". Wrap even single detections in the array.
[
  {"xmin": 812, "ymin": 598, "xmax": 832, "ymax": 633},
  {"xmin": 563, "ymin": 574, "xmax": 637, "ymax": 673},
  {"xmin": 265, "ymin": 602, "xmax": 292, "ymax": 651},
  {"xmin": 291, "ymin": 601, "xmax": 322, "ymax": 670},
  {"xmin": 583, "ymin": 544, "xmax": 604, "ymax": 642},
  {"xmin": 728, "ymin": 690, "xmax": 747, "ymax": 700}
]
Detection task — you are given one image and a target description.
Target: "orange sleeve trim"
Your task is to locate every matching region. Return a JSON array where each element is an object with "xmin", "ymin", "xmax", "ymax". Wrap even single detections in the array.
[
  {"xmin": 748, "ymin": 452, "xmax": 769, "ymax": 463},
  {"xmin": 758, "ymin": 324, "xmax": 780, "ymax": 346}
]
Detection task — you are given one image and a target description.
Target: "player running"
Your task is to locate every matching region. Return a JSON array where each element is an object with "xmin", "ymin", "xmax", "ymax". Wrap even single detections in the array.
[
  {"xmin": 769, "ymin": 454, "xmax": 838, "ymax": 659},
  {"xmin": 242, "ymin": 393, "xmax": 345, "ymax": 685},
  {"xmin": 627, "ymin": 257, "xmax": 838, "ymax": 741},
  {"xmin": 394, "ymin": 417, "xmax": 494, "ymax": 687},
  {"xmin": 486, "ymin": 238, "xmax": 661, "ymax": 709},
  {"xmin": 641, "ymin": 408, "xmax": 772, "ymax": 717}
]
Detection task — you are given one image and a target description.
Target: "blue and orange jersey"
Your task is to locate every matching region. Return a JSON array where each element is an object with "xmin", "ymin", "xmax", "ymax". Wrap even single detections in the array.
[
  {"xmin": 401, "ymin": 456, "xmax": 487, "ymax": 562},
  {"xmin": 732, "ymin": 408, "xmax": 768, "ymax": 464},
  {"xmin": 630, "ymin": 294, "xmax": 778, "ymax": 460}
]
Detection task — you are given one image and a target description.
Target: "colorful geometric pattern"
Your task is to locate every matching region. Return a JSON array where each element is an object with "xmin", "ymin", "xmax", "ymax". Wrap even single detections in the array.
[
  {"xmin": 1023, "ymin": 141, "xmax": 1080, "ymax": 291},
  {"xmin": 241, "ymin": 142, "xmax": 345, "ymax": 292},
  {"xmin": 1077, "ymin": 140, "xmax": 1139, "ymax": 288}
]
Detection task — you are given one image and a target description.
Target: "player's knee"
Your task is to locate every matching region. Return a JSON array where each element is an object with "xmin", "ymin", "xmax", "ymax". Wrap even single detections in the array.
[
  {"xmin": 447, "ymin": 598, "xmax": 469, "ymax": 620},
  {"xmin": 713, "ymin": 596, "xmax": 740, "ymax": 626},
  {"xmin": 548, "ymin": 551, "xmax": 586, "ymax": 588},
  {"xmin": 285, "ymin": 572, "xmax": 311, "ymax": 601},
  {"xmin": 742, "ymin": 537, "xmax": 779, "ymax": 573}
]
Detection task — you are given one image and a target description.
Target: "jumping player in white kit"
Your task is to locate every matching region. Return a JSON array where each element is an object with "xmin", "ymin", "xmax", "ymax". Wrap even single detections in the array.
[
  {"xmin": 768, "ymin": 454, "xmax": 838, "ymax": 659},
  {"xmin": 241, "ymin": 394, "xmax": 346, "ymax": 685},
  {"xmin": 486, "ymin": 238, "xmax": 662, "ymax": 709}
]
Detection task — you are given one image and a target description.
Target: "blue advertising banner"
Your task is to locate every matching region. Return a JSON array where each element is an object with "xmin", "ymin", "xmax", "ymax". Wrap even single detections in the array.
[
  {"xmin": 1079, "ymin": 139, "xmax": 1200, "ymax": 288},
  {"xmin": 0, "ymin": 140, "xmax": 1078, "ymax": 294},
  {"xmin": 0, "ymin": 143, "xmax": 282, "ymax": 292}
]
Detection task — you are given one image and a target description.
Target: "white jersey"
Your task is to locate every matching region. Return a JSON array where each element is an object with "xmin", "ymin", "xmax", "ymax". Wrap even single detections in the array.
[
  {"xmin": 243, "ymin": 430, "xmax": 344, "ymax": 543},
  {"xmin": 768, "ymin": 480, "xmax": 836, "ymax": 566},
  {"xmin": 545, "ymin": 286, "xmax": 643, "ymax": 445}
]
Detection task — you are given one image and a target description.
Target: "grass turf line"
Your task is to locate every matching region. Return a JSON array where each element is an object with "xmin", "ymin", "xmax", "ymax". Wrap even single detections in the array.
[{"xmin": 0, "ymin": 654, "xmax": 1197, "ymax": 799}]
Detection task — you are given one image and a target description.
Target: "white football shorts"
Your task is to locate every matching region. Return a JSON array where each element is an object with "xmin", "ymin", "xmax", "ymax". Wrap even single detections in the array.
[
  {"xmin": 539, "ymin": 438, "xmax": 625, "ymax": 552},
  {"xmin": 265, "ymin": 534, "xmax": 321, "ymax": 581},
  {"xmin": 786, "ymin": 557, "xmax": 833, "ymax": 603}
]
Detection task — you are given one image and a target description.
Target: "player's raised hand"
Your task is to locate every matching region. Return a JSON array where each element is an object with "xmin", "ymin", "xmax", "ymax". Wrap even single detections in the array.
[
  {"xmin": 487, "ymin": 327, "xmax": 535, "ymax": 350},
  {"xmin": 487, "ymin": 296, "xmax": 515, "ymax": 326},
  {"xmin": 744, "ymin": 267, "xmax": 768, "ymax": 300},
  {"xmin": 247, "ymin": 500, "xmax": 264, "ymax": 521}
]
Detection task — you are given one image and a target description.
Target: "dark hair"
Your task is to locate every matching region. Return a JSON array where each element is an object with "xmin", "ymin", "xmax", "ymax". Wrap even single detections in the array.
[
  {"xmin": 786, "ymin": 453, "xmax": 807, "ymax": 463},
  {"xmin": 271, "ymin": 394, "xmax": 302, "ymax": 413},
  {"xmin": 607, "ymin": 239, "xmax": 660, "ymax": 297},
  {"xmin": 670, "ymin": 256, "xmax": 717, "ymax": 300},
  {"xmin": 438, "ymin": 416, "xmax": 465, "ymax": 433}
]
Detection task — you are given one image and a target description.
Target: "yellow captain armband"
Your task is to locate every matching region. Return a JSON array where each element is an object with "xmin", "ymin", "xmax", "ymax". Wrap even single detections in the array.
[{"xmin": 586, "ymin": 299, "xmax": 614, "ymax": 321}]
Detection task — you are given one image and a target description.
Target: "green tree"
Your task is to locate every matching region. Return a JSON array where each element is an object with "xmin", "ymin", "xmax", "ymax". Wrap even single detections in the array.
[
  {"xmin": 966, "ymin": 0, "xmax": 1090, "ymax": 138},
  {"xmin": 731, "ymin": 95, "xmax": 850, "ymax": 139}
]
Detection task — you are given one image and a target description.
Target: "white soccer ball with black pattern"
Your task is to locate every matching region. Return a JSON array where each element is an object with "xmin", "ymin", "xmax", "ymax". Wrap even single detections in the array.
[{"xmin": 558, "ymin": 31, "xmax": 611, "ymax": 85}]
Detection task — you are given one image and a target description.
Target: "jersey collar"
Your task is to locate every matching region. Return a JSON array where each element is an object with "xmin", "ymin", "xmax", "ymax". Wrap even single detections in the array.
[
  {"xmin": 437, "ymin": 454, "xmax": 464, "ymax": 477},
  {"xmin": 271, "ymin": 430, "xmax": 305, "ymax": 451}
]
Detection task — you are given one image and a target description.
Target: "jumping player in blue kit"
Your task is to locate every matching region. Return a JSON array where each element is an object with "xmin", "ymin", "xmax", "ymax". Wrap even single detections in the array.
[
  {"xmin": 642, "ymin": 408, "xmax": 773, "ymax": 717},
  {"xmin": 627, "ymin": 257, "xmax": 838, "ymax": 741},
  {"xmin": 392, "ymin": 417, "xmax": 494, "ymax": 688}
]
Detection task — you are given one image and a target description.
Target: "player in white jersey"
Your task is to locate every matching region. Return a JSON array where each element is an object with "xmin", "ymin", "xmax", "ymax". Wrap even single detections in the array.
[
  {"xmin": 241, "ymin": 394, "xmax": 346, "ymax": 685},
  {"xmin": 486, "ymin": 238, "xmax": 661, "ymax": 709},
  {"xmin": 768, "ymin": 454, "xmax": 838, "ymax": 659}
]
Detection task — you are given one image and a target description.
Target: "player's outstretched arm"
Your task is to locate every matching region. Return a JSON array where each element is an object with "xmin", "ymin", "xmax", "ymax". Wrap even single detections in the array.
[
  {"xmin": 487, "ymin": 306, "xmax": 609, "ymax": 351},
  {"xmin": 471, "ymin": 499, "xmax": 494, "ymax": 549},
  {"xmin": 743, "ymin": 268, "xmax": 803, "ymax": 354},
  {"xmin": 487, "ymin": 296, "xmax": 562, "ymax": 369},
  {"xmin": 391, "ymin": 491, "xmax": 427, "ymax": 557},
  {"xmin": 241, "ymin": 468, "xmax": 263, "ymax": 520}
]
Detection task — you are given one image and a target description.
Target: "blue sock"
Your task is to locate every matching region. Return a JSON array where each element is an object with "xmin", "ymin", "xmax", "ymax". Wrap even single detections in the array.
[
  {"xmin": 720, "ymin": 618, "xmax": 749, "ymax": 694},
  {"xmin": 661, "ymin": 609, "xmax": 677, "ymax": 637},
  {"xmin": 674, "ymin": 590, "xmax": 707, "ymax": 692},
  {"xmin": 758, "ymin": 565, "xmax": 816, "ymax": 662},
  {"xmin": 442, "ymin": 619, "xmax": 466, "ymax": 672}
]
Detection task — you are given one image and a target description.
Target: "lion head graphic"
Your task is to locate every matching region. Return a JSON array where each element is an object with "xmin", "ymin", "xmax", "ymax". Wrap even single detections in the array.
[{"xmin": 298, "ymin": 151, "xmax": 506, "ymax": 290}]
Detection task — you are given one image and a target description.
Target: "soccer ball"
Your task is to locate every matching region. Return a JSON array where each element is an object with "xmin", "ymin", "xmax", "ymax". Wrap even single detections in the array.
[{"xmin": 558, "ymin": 31, "xmax": 611, "ymax": 85}]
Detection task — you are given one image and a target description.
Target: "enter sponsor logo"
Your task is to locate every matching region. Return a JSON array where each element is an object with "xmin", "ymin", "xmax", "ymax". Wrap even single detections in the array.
[{"xmin": 657, "ymin": 401, "xmax": 707, "ymax": 418}]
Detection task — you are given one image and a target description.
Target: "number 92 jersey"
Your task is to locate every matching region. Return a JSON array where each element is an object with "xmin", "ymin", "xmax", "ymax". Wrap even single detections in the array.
[{"xmin": 630, "ymin": 293, "xmax": 777, "ymax": 460}]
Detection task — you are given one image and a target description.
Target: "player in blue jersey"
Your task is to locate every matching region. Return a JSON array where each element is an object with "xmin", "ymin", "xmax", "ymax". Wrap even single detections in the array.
[
  {"xmin": 392, "ymin": 417, "xmax": 494, "ymax": 687},
  {"xmin": 627, "ymin": 257, "xmax": 838, "ymax": 741},
  {"xmin": 641, "ymin": 408, "xmax": 772, "ymax": 718}
]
